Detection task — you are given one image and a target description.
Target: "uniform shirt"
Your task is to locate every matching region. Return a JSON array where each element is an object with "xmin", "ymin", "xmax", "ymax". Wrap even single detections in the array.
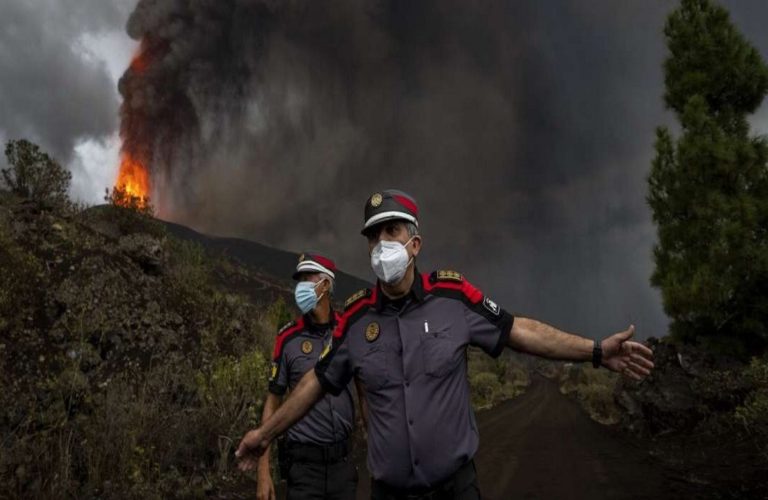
[
  {"xmin": 315, "ymin": 270, "xmax": 514, "ymax": 489},
  {"xmin": 269, "ymin": 312, "xmax": 355, "ymax": 445}
]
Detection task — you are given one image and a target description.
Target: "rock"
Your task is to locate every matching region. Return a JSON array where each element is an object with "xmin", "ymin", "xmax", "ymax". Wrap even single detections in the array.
[
  {"xmin": 616, "ymin": 340, "xmax": 745, "ymax": 435},
  {"xmin": 118, "ymin": 234, "xmax": 165, "ymax": 275}
]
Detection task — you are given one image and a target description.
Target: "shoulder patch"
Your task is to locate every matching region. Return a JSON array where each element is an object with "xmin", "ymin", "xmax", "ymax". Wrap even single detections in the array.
[
  {"xmin": 277, "ymin": 320, "xmax": 297, "ymax": 335},
  {"xmin": 431, "ymin": 269, "xmax": 464, "ymax": 283},
  {"xmin": 344, "ymin": 288, "xmax": 372, "ymax": 310}
]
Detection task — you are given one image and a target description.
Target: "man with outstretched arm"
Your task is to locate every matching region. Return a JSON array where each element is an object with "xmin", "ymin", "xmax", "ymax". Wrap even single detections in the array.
[{"xmin": 238, "ymin": 190, "xmax": 654, "ymax": 499}]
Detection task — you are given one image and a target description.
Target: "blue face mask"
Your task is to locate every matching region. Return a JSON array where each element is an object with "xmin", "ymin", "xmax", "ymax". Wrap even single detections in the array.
[{"xmin": 294, "ymin": 279, "xmax": 326, "ymax": 314}]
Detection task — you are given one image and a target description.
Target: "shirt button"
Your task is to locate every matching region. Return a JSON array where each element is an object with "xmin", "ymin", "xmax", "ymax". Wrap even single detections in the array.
[
  {"xmin": 404, "ymin": 380, "xmax": 410, "ymax": 387},
  {"xmin": 409, "ymin": 418, "xmax": 414, "ymax": 425},
  {"xmin": 414, "ymin": 459, "xmax": 420, "ymax": 466}
]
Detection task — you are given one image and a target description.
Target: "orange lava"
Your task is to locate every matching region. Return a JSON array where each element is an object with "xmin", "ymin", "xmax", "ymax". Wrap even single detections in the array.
[{"xmin": 115, "ymin": 153, "xmax": 151, "ymax": 206}]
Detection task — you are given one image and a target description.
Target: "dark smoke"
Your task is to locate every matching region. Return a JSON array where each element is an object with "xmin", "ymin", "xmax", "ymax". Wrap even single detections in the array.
[{"xmin": 119, "ymin": 0, "xmax": 768, "ymax": 340}]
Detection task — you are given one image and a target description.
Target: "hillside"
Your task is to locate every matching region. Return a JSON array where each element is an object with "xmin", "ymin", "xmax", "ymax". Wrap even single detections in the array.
[{"xmin": 0, "ymin": 192, "xmax": 309, "ymax": 497}]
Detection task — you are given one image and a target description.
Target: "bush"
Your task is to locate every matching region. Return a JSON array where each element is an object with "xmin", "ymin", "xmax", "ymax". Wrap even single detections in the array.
[
  {"xmin": 1, "ymin": 139, "xmax": 71, "ymax": 207},
  {"xmin": 734, "ymin": 357, "xmax": 768, "ymax": 454},
  {"xmin": 560, "ymin": 364, "xmax": 620, "ymax": 425},
  {"xmin": 104, "ymin": 185, "xmax": 163, "ymax": 237},
  {"xmin": 196, "ymin": 351, "xmax": 269, "ymax": 474}
]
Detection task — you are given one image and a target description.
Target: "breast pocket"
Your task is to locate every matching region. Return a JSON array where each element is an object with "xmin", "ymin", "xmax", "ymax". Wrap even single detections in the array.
[
  {"xmin": 359, "ymin": 345, "xmax": 391, "ymax": 391},
  {"xmin": 421, "ymin": 329, "xmax": 463, "ymax": 378}
]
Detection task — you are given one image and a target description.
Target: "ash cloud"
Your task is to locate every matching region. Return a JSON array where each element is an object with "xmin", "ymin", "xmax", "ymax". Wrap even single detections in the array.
[
  {"xmin": 0, "ymin": 0, "xmax": 132, "ymax": 163},
  {"xmin": 85, "ymin": 1, "xmax": 768, "ymax": 338}
]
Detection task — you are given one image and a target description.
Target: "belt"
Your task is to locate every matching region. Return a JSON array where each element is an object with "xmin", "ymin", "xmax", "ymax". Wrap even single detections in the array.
[
  {"xmin": 284, "ymin": 440, "xmax": 350, "ymax": 463},
  {"xmin": 371, "ymin": 460, "xmax": 475, "ymax": 499}
]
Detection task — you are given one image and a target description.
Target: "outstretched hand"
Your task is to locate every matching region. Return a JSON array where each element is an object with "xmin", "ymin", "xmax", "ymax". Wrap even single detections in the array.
[
  {"xmin": 600, "ymin": 325, "xmax": 654, "ymax": 381},
  {"xmin": 235, "ymin": 428, "xmax": 270, "ymax": 472}
]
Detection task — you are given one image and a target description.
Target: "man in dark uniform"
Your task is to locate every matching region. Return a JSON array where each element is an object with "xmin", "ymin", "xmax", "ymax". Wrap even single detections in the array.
[
  {"xmin": 256, "ymin": 253, "xmax": 358, "ymax": 500},
  {"xmin": 239, "ymin": 190, "xmax": 655, "ymax": 499}
]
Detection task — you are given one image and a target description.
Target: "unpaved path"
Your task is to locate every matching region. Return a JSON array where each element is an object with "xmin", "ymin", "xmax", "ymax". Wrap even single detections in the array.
[{"xmin": 473, "ymin": 375, "xmax": 688, "ymax": 499}]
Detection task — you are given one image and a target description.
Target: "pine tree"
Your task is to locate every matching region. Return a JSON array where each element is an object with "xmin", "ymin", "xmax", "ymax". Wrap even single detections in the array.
[{"xmin": 648, "ymin": 0, "xmax": 768, "ymax": 357}]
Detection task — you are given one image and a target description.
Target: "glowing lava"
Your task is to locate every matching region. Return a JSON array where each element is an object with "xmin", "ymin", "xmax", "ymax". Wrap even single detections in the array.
[{"xmin": 115, "ymin": 153, "xmax": 151, "ymax": 206}]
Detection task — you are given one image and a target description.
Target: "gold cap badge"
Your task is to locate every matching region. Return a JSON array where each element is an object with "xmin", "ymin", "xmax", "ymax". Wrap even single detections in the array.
[
  {"xmin": 370, "ymin": 193, "xmax": 383, "ymax": 208},
  {"xmin": 365, "ymin": 322, "xmax": 380, "ymax": 342}
]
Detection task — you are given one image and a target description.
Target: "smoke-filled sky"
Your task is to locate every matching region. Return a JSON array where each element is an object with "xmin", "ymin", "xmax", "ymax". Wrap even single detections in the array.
[{"xmin": 3, "ymin": 1, "xmax": 768, "ymax": 341}]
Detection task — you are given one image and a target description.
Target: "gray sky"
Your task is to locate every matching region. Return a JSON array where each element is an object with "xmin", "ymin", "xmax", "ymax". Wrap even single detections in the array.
[{"xmin": 2, "ymin": 1, "xmax": 768, "ymax": 341}]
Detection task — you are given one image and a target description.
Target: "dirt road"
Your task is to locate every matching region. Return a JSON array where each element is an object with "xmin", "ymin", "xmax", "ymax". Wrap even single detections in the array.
[{"xmin": 473, "ymin": 375, "xmax": 689, "ymax": 499}]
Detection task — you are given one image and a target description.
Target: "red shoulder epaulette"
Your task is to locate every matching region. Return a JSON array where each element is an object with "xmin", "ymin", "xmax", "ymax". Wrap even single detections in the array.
[
  {"xmin": 272, "ymin": 317, "xmax": 305, "ymax": 360},
  {"xmin": 334, "ymin": 287, "xmax": 377, "ymax": 339},
  {"xmin": 423, "ymin": 270, "xmax": 483, "ymax": 304}
]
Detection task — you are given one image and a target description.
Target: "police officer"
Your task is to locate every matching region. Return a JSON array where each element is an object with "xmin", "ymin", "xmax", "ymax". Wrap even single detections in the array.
[
  {"xmin": 256, "ymin": 253, "xmax": 358, "ymax": 500},
  {"xmin": 239, "ymin": 190, "xmax": 655, "ymax": 499}
]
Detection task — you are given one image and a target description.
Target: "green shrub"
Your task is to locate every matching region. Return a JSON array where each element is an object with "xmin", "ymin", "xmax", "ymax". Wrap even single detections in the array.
[
  {"xmin": 470, "ymin": 372, "xmax": 502, "ymax": 410},
  {"xmin": 560, "ymin": 365, "xmax": 620, "ymax": 425},
  {"xmin": 196, "ymin": 351, "xmax": 269, "ymax": 474},
  {"xmin": 734, "ymin": 357, "xmax": 768, "ymax": 453},
  {"xmin": 1, "ymin": 139, "xmax": 71, "ymax": 207}
]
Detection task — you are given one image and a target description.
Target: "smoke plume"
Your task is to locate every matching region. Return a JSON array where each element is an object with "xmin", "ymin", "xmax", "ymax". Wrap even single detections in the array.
[{"xmin": 118, "ymin": 0, "xmax": 768, "ymax": 339}]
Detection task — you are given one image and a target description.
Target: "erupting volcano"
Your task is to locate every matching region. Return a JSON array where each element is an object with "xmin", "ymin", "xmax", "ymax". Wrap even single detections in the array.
[{"xmin": 113, "ymin": 44, "xmax": 153, "ymax": 208}]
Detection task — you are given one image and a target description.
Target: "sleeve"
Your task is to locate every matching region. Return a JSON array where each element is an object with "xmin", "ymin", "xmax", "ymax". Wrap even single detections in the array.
[
  {"xmin": 314, "ymin": 328, "xmax": 354, "ymax": 397},
  {"xmin": 462, "ymin": 285, "xmax": 514, "ymax": 358},
  {"xmin": 268, "ymin": 341, "xmax": 290, "ymax": 396}
]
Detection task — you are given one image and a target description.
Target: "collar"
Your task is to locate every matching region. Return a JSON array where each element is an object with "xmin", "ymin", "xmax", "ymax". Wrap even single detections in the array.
[
  {"xmin": 302, "ymin": 309, "xmax": 337, "ymax": 333},
  {"xmin": 375, "ymin": 267, "xmax": 425, "ymax": 312}
]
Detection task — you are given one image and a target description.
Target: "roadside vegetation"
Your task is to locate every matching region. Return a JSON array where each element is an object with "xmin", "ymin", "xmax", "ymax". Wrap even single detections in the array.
[{"xmin": 468, "ymin": 349, "xmax": 529, "ymax": 411}]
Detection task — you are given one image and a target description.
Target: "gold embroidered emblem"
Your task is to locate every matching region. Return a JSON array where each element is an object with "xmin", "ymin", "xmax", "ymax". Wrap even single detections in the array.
[
  {"xmin": 370, "ymin": 193, "xmax": 383, "ymax": 207},
  {"xmin": 365, "ymin": 322, "xmax": 380, "ymax": 342},
  {"xmin": 301, "ymin": 340, "xmax": 313, "ymax": 354},
  {"xmin": 270, "ymin": 362, "xmax": 278, "ymax": 381},
  {"xmin": 436, "ymin": 270, "xmax": 463, "ymax": 282},
  {"xmin": 344, "ymin": 288, "xmax": 369, "ymax": 309}
]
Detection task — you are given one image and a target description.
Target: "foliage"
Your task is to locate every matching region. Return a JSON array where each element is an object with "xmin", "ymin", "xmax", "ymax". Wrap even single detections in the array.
[
  {"xmin": 0, "ymin": 218, "xmax": 42, "ymax": 333},
  {"xmin": 0, "ymin": 192, "xmax": 278, "ymax": 497},
  {"xmin": 559, "ymin": 364, "xmax": 620, "ymax": 425},
  {"xmin": 1, "ymin": 139, "xmax": 72, "ymax": 207},
  {"xmin": 468, "ymin": 350, "xmax": 529, "ymax": 410},
  {"xmin": 266, "ymin": 296, "xmax": 294, "ymax": 331},
  {"xmin": 196, "ymin": 351, "xmax": 269, "ymax": 474},
  {"xmin": 648, "ymin": 0, "xmax": 768, "ymax": 357},
  {"xmin": 104, "ymin": 185, "xmax": 164, "ymax": 237},
  {"xmin": 734, "ymin": 357, "xmax": 768, "ymax": 453}
]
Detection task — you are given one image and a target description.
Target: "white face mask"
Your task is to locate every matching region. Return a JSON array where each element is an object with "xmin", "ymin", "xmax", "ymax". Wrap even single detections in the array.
[{"xmin": 370, "ymin": 237, "xmax": 414, "ymax": 284}]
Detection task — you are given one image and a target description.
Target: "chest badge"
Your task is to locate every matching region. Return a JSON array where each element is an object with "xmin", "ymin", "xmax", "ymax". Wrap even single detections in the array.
[
  {"xmin": 301, "ymin": 340, "xmax": 313, "ymax": 354},
  {"xmin": 365, "ymin": 322, "xmax": 380, "ymax": 342}
]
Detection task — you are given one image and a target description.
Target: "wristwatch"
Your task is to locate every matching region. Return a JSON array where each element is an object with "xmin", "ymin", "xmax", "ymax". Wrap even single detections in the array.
[{"xmin": 592, "ymin": 339, "xmax": 602, "ymax": 368}]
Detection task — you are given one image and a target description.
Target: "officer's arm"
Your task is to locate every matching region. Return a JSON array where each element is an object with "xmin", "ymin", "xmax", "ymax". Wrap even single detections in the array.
[
  {"xmin": 237, "ymin": 370, "xmax": 325, "ymax": 470},
  {"xmin": 256, "ymin": 393, "xmax": 281, "ymax": 494},
  {"xmin": 506, "ymin": 318, "xmax": 654, "ymax": 379},
  {"xmin": 506, "ymin": 317, "xmax": 593, "ymax": 361}
]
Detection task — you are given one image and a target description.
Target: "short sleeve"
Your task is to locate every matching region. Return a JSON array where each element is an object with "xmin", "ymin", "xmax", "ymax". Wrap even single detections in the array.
[
  {"xmin": 315, "ymin": 332, "xmax": 353, "ymax": 396},
  {"xmin": 268, "ymin": 346, "xmax": 289, "ymax": 395},
  {"xmin": 465, "ymin": 295, "xmax": 514, "ymax": 358}
]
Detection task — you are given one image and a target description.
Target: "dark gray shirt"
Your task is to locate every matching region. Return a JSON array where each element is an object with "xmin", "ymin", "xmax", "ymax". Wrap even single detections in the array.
[
  {"xmin": 315, "ymin": 270, "xmax": 514, "ymax": 489},
  {"xmin": 269, "ymin": 312, "xmax": 354, "ymax": 445}
]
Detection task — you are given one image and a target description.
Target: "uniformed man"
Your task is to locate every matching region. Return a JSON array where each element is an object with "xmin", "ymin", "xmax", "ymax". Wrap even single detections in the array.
[
  {"xmin": 256, "ymin": 253, "xmax": 358, "ymax": 500},
  {"xmin": 238, "ymin": 190, "xmax": 655, "ymax": 499}
]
